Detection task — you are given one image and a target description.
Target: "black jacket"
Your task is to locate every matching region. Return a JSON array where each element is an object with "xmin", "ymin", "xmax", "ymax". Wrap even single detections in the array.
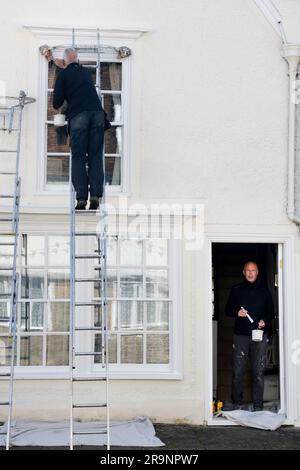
[
  {"xmin": 52, "ymin": 62, "xmax": 111, "ymax": 129},
  {"xmin": 225, "ymin": 278, "xmax": 275, "ymax": 336}
]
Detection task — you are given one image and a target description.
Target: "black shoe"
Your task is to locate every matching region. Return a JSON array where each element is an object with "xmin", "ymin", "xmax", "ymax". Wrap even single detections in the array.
[
  {"xmin": 75, "ymin": 200, "xmax": 87, "ymax": 210},
  {"xmin": 222, "ymin": 403, "xmax": 242, "ymax": 412},
  {"xmin": 89, "ymin": 196, "xmax": 100, "ymax": 210}
]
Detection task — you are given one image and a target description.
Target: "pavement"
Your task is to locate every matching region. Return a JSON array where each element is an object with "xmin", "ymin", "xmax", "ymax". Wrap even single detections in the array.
[{"xmin": 2, "ymin": 424, "xmax": 300, "ymax": 450}]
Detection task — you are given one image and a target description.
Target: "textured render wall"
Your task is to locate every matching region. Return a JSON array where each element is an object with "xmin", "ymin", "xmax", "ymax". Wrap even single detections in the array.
[
  {"xmin": 0, "ymin": 0, "xmax": 300, "ymax": 425},
  {"xmin": 0, "ymin": 0, "xmax": 294, "ymax": 226}
]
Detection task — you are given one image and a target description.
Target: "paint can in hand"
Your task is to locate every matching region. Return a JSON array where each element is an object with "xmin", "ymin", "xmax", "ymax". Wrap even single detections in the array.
[
  {"xmin": 252, "ymin": 329, "xmax": 263, "ymax": 342},
  {"xmin": 54, "ymin": 114, "xmax": 66, "ymax": 127}
]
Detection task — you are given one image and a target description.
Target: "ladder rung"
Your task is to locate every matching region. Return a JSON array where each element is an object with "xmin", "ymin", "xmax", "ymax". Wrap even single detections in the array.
[
  {"xmin": 0, "ymin": 150, "xmax": 16, "ymax": 153},
  {"xmin": 75, "ymin": 254, "xmax": 102, "ymax": 259},
  {"xmin": 75, "ymin": 278, "xmax": 102, "ymax": 283},
  {"xmin": 73, "ymin": 430, "xmax": 107, "ymax": 435},
  {"xmin": 72, "ymin": 377, "xmax": 106, "ymax": 382},
  {"xmin": 82, "ymin": 64, "xmax": 98, "ymax": 68},
  {"xmin": 0, "ymin": 195, "xmax": 14, "ymax": 198},
  {"xmin": 0, "ymin": 373, "xmax": 11, "ymax": 377},
  {"xmin": 75, "ymin": 352, "xmax": 102, "ymax": 357},
  {"xmin": 75, "ymin": 302, "xmax": 101, "ymax": 307},
  {"xmin": 0, "ymin": 232, "xmax": 16, "ymax": 236},
  {"xmin": 72, "ymin": 403, "xmax": 107, "ymax": 408},
  {"xmin": 0, "ymin": 267, "xmax": 13, "ymax": 270},
  {"xmin": 0, "ymin": 217, "xmax": 13, "ymax": 222},
  {"xmin": 0, "ymin": 401, "xmax": 10, "ymax": 406},
  {"xmin": 0, "ymin": 242, "xmax": 14, "ymax": 245},
  {"xmin": 0, "ymin": 317, "xmax": 10, "ymax": 321},
  {"xmin": 75, "ymin": 232, "xmax": 100, "ymax": 236},
  {"xmin": 0, "ymin": 172, "xmax": 16, "ymax": 175},
  {"xmin": 75, "ymin": 327, "xmax": 104, "ymax": 331}
]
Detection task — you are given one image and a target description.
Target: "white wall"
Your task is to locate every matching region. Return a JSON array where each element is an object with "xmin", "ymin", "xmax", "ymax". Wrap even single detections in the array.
[{"xmin": 0, "ymin": 0, "xmax": 300, "ymax": 425}]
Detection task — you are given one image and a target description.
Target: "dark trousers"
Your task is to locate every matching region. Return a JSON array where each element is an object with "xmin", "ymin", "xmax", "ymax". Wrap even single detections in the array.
[
  {"xmin": 69, "ymin": 110, "xmax": 105, "ymax": 201},
  {"xmin": 231, "ymin": 333, "xmax": 267, "ymax": 408}
]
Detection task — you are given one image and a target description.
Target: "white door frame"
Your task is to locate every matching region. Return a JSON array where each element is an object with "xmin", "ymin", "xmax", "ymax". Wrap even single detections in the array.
[{"xmin": 203, "ymin": 233, "xmax": 297, "ymax": 426}]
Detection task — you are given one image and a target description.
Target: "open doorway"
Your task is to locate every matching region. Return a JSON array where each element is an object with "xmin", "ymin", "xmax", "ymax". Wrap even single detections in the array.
[{"xmin": 211, "ymin": 243, "xmax": 281, "ymax": 417}]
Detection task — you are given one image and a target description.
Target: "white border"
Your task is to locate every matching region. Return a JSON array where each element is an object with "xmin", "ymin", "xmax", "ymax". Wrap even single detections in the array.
[
  {"xmin": 24, "ymin": 26, "xmax": 145, "ymax": 198},
  {"xmin": 203, "ymin": 233, "xmax": 297, "ymax": 426}
]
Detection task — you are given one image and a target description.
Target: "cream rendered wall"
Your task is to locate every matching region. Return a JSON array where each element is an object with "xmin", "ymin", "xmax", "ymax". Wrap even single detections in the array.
[{"xmin": 0, "ymin": 0, "xmax": 299, "ymax": 425}]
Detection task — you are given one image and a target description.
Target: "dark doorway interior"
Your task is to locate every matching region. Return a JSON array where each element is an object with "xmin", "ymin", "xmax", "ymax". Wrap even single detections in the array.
[{"xmin": 212, "ymin": 243, "xmax": 280, "ymax": 411}]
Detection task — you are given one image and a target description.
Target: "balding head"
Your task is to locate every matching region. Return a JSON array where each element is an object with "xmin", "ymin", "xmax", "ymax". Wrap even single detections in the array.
[
  {"xmin": 243, "ymin": 261, "xmax": 259, "ymax": 283},
  {"xmin": 63, "ymin": 47, "xmax": 78, "ymax": 66}
]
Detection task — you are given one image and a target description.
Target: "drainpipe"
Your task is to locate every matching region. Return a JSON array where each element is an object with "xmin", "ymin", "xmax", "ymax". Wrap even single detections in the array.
[{"xmin": 282, "ymin": 45, "xmax": 300, "ymax": 228}]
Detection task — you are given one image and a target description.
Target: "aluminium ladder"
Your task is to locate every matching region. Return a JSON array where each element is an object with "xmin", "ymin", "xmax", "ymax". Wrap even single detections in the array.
[
  {"xmin": 0, "ymin": 91, "xmax": 35, "ymax": 450},
  {"xmin": 68, "ymin": 29, "xmax": 110, "ymax": 450}
]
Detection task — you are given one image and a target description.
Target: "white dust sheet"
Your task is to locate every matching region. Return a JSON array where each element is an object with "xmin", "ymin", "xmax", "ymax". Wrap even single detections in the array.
[
  {"xmin": 222, "ymin": 410, "xmax": 286, "ymax": 431},
  {"xmin": 0, "ymin": 416, "xmax": 165, "ymax": 447}
]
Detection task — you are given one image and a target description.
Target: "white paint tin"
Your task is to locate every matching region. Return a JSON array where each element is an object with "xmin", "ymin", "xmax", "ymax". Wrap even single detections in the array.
[{"xmin": 252, "ymin": 329, "xmax": 263, "ymax": 342}]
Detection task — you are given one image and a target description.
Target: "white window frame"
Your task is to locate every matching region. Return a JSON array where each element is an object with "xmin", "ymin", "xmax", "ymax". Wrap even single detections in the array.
[
  {"xmin": 26, "ymin": 27, "xmax": 144, "ymax": 197},
  {"xmin": 0, "ymin": 222, "xmax": 183, "ymax": 380}
]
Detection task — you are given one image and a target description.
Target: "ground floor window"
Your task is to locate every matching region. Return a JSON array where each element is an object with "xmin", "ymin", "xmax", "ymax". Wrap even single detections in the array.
[{"xmin": 0, "ymin": 233, "xmax": 178, "ymax": 376}]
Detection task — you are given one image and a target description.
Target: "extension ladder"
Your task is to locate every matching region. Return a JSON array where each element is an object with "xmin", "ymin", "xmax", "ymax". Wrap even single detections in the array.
[
  {"xmin": 67, "ymin": 29, "xmax": 110, "ymax": 450},
  {"xmin": 0, "ymin": 91, "xmax": 35, "ymax": 450}
]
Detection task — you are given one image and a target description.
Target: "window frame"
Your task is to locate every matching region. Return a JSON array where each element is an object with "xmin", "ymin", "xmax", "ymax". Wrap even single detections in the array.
[
  {"xmin": 36, "ymin": 36, "xmax": 133, "ymax": 197},
  {"xmin": 0, "ymin": 230, "xmax": 183, "ymax": 380}
]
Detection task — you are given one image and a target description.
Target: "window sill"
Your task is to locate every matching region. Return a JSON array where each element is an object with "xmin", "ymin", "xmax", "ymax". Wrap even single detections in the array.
[{"xmin": 0, "ymin": 367, "xmax": 182, "ymax": 380}]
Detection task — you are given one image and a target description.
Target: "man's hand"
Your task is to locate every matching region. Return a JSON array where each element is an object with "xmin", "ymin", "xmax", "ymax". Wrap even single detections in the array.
[
  {"xmin": 54, "ymin": 58, "xmax": 66, "ymax": 69},
  {"xmin": 258, "ymin": 320, "xmax": 265, "ymax": 329},
  {"xmin": 238, "ymin": 308, "xmax": 248, "ymax": 318}
]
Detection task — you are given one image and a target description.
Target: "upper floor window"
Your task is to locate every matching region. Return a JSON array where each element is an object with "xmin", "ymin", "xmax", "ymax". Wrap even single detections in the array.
[{"xmin": 41, "ymin": 48, "xmax": 129, "ymax": 193}]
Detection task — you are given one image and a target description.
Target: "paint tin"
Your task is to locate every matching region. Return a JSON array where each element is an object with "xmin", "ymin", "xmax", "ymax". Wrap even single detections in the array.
[
  {"xmin": 54, "ymin": 114, "xmax": 66, "ymax": 126},
  {"xmin": 252, "ymin": 329, "xmax": 263, "ymax": 342}
]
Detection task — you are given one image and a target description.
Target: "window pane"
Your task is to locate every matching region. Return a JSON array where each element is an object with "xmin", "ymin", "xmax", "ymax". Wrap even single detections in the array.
[
  {"xmin": 47, "ymin": 302, "xmax": 69, "ymax": 332},
  {"xmin": 46, "ymin": 335, "xmax": 69, "ymax": 365},
  {"xmin": 23, "ymin": 236, "xmax": 45, "ymax": 266},
  {"xmin": 47, "ymin": 91, "xmax": 67, "ymax": 121},
  {"xmin": 20, "ymin": 302, "xmax": 44, "ymax": 331},
  {"xmin": 120, "ymin": 269, "xmax": 143, "ymax": 298},
  {"xmin": 94, "ymin": 301, "xmax": 117, "ymax": 330},
  {"xmin": 105, "ymin": 126, "xmax": 122, "ymax": 154},
  {"xmin": 103, "ymin": 94, "xmax": 121, "ymax": 122},
  {"xmin": 120, "ymin": 239, "xmax": 142, "ymax": 266},
  {"xmin": 146, "ymin": 270, "xmax": 169, "ymax": 298},
  {"xmin": 47, "ymin": 155, "xmax": 69, "ymax": 183},
  {"xmin": 101, "ymin": 62, "xmax": 122, "ymax": 91},
  {"xmin": 47, "ymin": 124, "xmax": 69, "ymax": 153},
  {"xmin": 0, "ymin": 274, "xmax": 12, "ymax": 300},
  {"xmin": 48, "ymin": 236, "xmax": 69, "ymax": 266},
  {"xmin": 107, "ymin": 237, "xmax": 117, "ymax": 265},
  {"xmin": 120, "ymin": 301, "xmax": 143, "ymax": 330},
  {"xmin": 94, "ymin": 333, "xmax": 117, "ymax": 363},
  {"xmin": 20, "ymin": 336, "xmax": 43, "ymax": 366},
  {"xmin": 147, "ymin": 334, "xmax": 169, "ymax": 364},
  {"xmin": 21, "ymin": 270, "xmax": 44, "ymax": 299},
  {"xmin": 146, "ymin": 302, "xmax": 169, "ymax": 331},
  {"xmin": 146, "ymin": 239, "xmax": 168, "ymax": 266},
  {"xmin": 48, "ymin": 269, "xmax": 70, "ymax": 299},
  {"xmin": 0, "ymin": 238, "xmax": 13, "ymax": 264},
  {"xmin": 94, "ymin": 270, "xmax": 117, "ymax": 298},
  {"xmin": 0, "ymin": 336, "xmax": 12, "ymax": 365},
  {"xmin": 105, "ymin": 157, "xmax": 121, "ymax": 186},
  {"xmin": 0, "ymin": 303, "xmax": 9, "ymax": 333},
  {"xmin": 48, "ymin": 61, "xmax": 61, "ymax": 89},
  {"xmin": 121, "ymin": 335, "xmax": 143, "ymax": 363}
]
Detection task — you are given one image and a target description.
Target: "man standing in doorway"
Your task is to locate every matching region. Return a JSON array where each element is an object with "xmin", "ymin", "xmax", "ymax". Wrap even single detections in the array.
[
  {"xmin": 224, "ymin": 261, "xmax": 274, "ymax": 411},
  {"xmin": 53, "ymin": 47, "xmax": 111, "ymax": 210}
]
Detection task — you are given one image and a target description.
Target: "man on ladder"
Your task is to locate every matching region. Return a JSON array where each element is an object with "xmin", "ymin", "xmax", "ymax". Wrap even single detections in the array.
[{"xmin": 53, "ymin": 47, "xmax": 111, "ymax": 210}]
